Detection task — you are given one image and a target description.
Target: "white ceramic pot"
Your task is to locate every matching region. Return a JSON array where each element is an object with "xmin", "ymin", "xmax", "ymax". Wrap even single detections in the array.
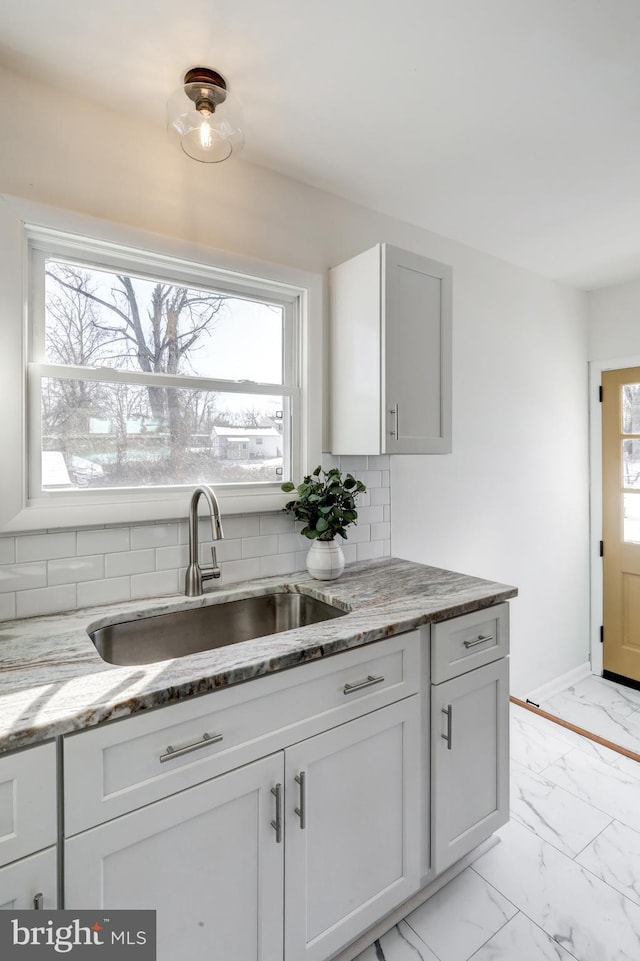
[{"xmin": 305, "ymin": 539, "xmax": 345, "ymax": 580}]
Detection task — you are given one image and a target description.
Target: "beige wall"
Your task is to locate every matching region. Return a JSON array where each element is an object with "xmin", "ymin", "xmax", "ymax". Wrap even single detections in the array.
[{"xmin": 0, "ymin": 63, "xmax": 590, "ymax": 694}]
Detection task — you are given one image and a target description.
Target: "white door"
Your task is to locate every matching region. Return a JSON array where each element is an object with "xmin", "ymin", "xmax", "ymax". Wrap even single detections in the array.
[
  {"xmin": 431, "ymin": 658, "xmax": 509, "ymax": 873},
  {"xmin": 0, "ymin": 848, "xmax": 57, "ymax": 910},
  {"xmin": 284, "ymin": 696, "xmax": 420, "ymax": 961},
  {"xmin": 65, "ymin": 753, "xmax": 284, "ymax": 961}
]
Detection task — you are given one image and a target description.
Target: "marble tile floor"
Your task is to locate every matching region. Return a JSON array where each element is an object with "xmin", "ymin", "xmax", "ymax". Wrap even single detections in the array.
[
  {"xmin": 537, "ymin": 674, "xmax": 640, "ymax": 756},
  {"xmin": 354, "ymin": 701, "xmax": 640, "ymax": 961}
]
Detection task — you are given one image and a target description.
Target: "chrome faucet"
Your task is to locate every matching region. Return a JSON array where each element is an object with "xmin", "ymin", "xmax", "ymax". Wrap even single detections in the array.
[{"xmin": 184, "ymin": 485, "xmax": 224, "ymax": 596}]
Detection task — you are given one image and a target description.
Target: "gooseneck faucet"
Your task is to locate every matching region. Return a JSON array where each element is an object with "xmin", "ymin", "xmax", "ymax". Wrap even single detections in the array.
[{"xmin": 184, "ymin": 485, "xmax": 224, "ymax": 596}]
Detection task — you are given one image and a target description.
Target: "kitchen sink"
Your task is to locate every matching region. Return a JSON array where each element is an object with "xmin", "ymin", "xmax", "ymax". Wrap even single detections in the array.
[{"xmin": 89, "ymin": 591, "xmax": 347, "ymax": 666}]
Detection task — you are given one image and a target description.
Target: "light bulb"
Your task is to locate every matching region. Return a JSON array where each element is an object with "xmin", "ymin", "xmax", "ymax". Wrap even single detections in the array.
[{"xmin": 199, "ymin": 120, "xmax": 213, "ymax": 151}]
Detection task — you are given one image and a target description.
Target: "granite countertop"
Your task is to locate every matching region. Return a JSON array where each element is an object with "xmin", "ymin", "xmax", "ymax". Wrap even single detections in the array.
[{"xmin": 0, "ymin": 557, "xmax": 517, "ymax": 754}]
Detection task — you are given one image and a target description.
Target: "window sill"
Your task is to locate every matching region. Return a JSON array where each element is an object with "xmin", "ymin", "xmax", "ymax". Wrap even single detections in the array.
[{"xmin": 1, "ymin": 488, "xmax": 293, "ymax": 534}]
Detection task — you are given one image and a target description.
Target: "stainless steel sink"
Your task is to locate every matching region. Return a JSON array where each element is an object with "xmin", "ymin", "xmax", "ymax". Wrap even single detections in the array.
[{"xmin": 89, "ymin": 591, "xmax": 346, "ymax": 666}]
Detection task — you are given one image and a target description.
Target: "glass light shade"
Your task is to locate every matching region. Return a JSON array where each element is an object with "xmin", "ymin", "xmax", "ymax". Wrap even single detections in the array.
[{"xmin": 167, "ymin": 82, "xmax": 244, "ymax": 163}]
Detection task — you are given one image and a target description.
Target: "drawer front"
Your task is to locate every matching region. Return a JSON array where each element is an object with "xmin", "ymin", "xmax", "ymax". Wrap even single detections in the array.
[
  {"xmin": 64, "ymin": 632, "xmax": 420, "ymax": 835},
  {"xmin": 0, "ymin": 742, "xmax": 57, "ymax": 868},
  {"xmin": 431, "ymin": 604, "xmax": 509, "ymax": 683}
]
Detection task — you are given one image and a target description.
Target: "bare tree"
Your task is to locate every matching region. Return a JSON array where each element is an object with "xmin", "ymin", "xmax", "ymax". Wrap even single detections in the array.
[{"xmin": 45, "ymin": 263, "xmax": 227, "ymax": 470}]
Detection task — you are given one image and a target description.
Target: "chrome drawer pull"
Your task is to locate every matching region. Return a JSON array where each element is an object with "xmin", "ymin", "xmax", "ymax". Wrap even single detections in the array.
[
  {"xmin": 160, "ymin": 732, "xmax": 223, "ymax": 763},
  {"xmin": 441, "ymin": 705, "xmax": 453, "ymax": 750},
  {"xmin": 271, "ymin": 783, "xmax": 282, "ymax": 843},
  {"xmin": 389, "ymin": 403, "xmax": 399, "ymax": 439},
  {"xmin": 343, "ymin": 674, "xmax": 385, "ymax": 695},
  {"xmin": 33, "ymin": 893, "xmax": 43, "ymax": 910},
  {"xmin": 295, "ymin": 771, "xmax": 306, "ymax": 829},
  {"xmin": 463, "ymin": 633, "xmax": 494, "ymax": 649}
]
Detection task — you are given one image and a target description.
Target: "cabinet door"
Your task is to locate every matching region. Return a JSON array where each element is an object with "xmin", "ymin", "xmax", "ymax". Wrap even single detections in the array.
[
  {"xmin": 0, "ymin": 848, "xmax": 57, "ymax": 910},
  {"xmin": 284, "ymin": 696, "xmax": 420, "ymax": 961},
  {"xmin": 65, "ymin": 754, "xmax": 283, "ymax": 961},
  {"xmin": 384, "ymin": 245, "xmax": 452, "ymax": 454},
  {"xmin": 431, "ymin": 658, "xmax": 509, "ymax": 873}
]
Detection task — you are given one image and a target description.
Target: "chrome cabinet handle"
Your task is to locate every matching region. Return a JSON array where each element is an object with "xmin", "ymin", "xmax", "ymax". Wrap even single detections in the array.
[
  {"xmin": 159, "ymin": 732, "xmax": 223, "ymax": 763},
  {"xmin": 295, "ymin": 772, "xmax": 306, "ymax": 829},
  {"xmin": 33, "ymin": 893, "xmax": 43, "ymax": 910},
  {"xmin": 343, "ymin": 674, "xmax": 385, "ymax": 695},
  {"xmin": 441, "ymin": 705, "xmax": 453, "ymax": 750},
  {"xmin": 389, "ymin": 403, "xmax": 399, "ymax": 439},
  {"xmin": 271, "ymin": 783, "xmax": 282, "ymax": 843},
  {"xmin": 463, "ymin": 633, "xmax": 495, "ymax": 649}
]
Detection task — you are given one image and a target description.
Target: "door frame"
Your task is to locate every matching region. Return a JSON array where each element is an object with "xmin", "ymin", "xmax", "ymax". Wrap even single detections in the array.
[{"xmin": 589, "ymin": 354, "xmax": 640, "ymax": 677}]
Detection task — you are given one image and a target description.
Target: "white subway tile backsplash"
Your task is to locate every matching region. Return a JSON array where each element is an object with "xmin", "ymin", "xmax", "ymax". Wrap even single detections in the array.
[
  {"xmin": 205, "ymin": 539, "xmax": 242, "ymax": 563},
  {"xmin": 337, "ymin": 455, "xmax": 369, "ymax": 472},
  {"xmin": 16, "ymin": 584, "xmax": 77, "ymax": 619},
  {"xmin": 48, "ymin": 555, "xmax": 104, "ymax": 586},
  {"xmin": 219, "ymin": 558, "xmax": 261, "ymax": 584},
  {"xmin": 0, "ymin": 563, "xmax": 47, "ymax": 594},
  {"xmin": 341, "ymin": 543, "xmax": 358, "ymax": 564},
  {"xmin": 367, "ymin": 455, "xmax": 390, "ymax": 470},
  {"xmin": 259, "ymin": 552, "xmax": 298, "ymax": 578},
  {"xmin": 278, "ymin": 532, "xmax": 308, "ymax": 553},
  {"xmin": 0, "ymin": 593, "xmax": 15, "ymax": 621},
  {"xmin": 357, "ymin": 506, "xmax": 384, "ymax": 526},
  {"xmin": 356, "ymin": 540, "xmax": 385, "ymax": 562},
  {"xmin": 16, "ymin": 532, "xmax": 76, "ymax": 563},
  {"xmin": 370, "ymin": 486, "xmax": 390, "ymax": 506},
  {"xmin": 221, "ymin": 516, "xmax": 261, "ymax": 539},
  {"xmin": 131, "ymin": 524, "xmax": 179, "ymax": 550},
  {"xmin": 358, "ymin": 471, "xmax": 382, "ymax": 489},
  {"xmin": 259, "ymin": 513, "xmax": 296, "ymax": 535},
  {"xmin": 0, "ymin": 537, "xmax": 15, "ymax": 565},
  {"xmin": 131, "ymin": 569, "xmax": 179, "ymax": 599},
  {"xmin": 105, "ymin": 549, "xmax": 155, "ymax": 578},
  {"xmin": 242, "ymin": 535, "xmax": 278, "ymax": 558},
  {"xmin": 77, "ymin": 577, "xmax": 131, "ymax": 609},
  {"xmin": 155, "ymin": 544, "xmax": 190, "ymax": 572},
  {"xmin": 77, "ymin": 528, "xmax": 130, "ymax": 556},
  {"xmin": 343, "ymin": 524, "xmax": 371, "ymax": 544},
  {"xmin": 371, "ymin": 522, "xmax": 391, "ymax": 541},
  {"xmin": 0, "ymin": 454, "xmax": 391, "ymax": 620}
]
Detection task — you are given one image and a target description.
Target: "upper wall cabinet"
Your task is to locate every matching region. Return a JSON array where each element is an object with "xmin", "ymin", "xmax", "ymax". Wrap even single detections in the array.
[{"xmin": 330, "ymin": 244, "xmax": 452, "ymax": 455}]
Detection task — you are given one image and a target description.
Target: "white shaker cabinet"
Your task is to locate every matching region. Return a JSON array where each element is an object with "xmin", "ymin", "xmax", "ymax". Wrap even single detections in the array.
[
  {"xmin": 284, "ymin": 696, "xmax": 420, "ymax": 961},
  {"xmin": 64, "ymin": 634, "xmax": 422, "ymax": 961},
  {"xmin": 430, "ymin": 606, "xmax": 510, "ymax": 874},
  {"xmin": 66, "ymin": 753, "xmax": 284, "ymax": 961},
  {"xmin": 330, "ymin": 243, "xmax": 452, "ymax": 455},
  {"xmin": 0, "ymin": 741, "xmax": 58, "ymax": 911}
]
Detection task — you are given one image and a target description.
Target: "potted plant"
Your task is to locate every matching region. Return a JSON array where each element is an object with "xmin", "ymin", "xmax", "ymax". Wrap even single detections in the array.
[{"xmin": 281, "ymin": 466, "xmax": 367, "ymax": 580}]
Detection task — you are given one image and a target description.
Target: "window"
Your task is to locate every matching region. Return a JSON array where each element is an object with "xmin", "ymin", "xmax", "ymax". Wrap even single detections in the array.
[{"xmin": 0, "ymin": 199, "xmax": 321, "ymax": 532}]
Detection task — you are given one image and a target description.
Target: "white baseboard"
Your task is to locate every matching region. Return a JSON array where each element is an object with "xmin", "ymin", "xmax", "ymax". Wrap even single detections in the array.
[{"xmin": 524, "ymin": 661, "xmax": 592, "ymax": 704}]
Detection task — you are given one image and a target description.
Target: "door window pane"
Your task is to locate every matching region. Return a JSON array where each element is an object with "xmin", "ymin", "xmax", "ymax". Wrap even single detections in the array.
[
  {"xmin": 624, "ymin": 492, "xmax": 640, "ymax": 543},
  {"xmin": 623, "ymin": 439, "xmax": 640, "ymax": 489},
  {"xmin": 622, "ymin": 383, "xmax": 640, "ymax": 434}
]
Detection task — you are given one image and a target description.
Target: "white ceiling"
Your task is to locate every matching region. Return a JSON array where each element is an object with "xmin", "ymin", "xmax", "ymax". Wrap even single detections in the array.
[{"xmin": 2, "ymin": 0, "xmax": 640, "ymax": 289}]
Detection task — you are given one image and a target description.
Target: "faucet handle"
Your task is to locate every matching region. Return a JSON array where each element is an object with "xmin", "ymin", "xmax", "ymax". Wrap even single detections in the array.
[{"xmin": 202, "ymin": 545, "xmax": 222, "ymax": 581}]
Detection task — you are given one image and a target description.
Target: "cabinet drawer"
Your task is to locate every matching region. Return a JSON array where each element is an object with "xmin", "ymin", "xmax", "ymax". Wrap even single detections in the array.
[
  {"xmin": 64, "ymin": 632, "xmax": 420, "ymax": 835},
  {"xmin": 431, "ymin": 604, "xmax": 509, "ymax": 683},
  {"xmin": 0, "ymin": 742, "xmax": 57, "ymax": 868}
]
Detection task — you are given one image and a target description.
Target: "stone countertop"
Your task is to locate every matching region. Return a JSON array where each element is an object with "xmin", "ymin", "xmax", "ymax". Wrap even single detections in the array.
[{"xmin": 0, "ymin": 557, "xmax": 517, "ymax": 754}]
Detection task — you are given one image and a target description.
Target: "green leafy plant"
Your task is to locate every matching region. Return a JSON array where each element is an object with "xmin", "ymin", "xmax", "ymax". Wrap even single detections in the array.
[{"xmin": 281, "ymin": 466, "xmax": 367, "ymax": 540}]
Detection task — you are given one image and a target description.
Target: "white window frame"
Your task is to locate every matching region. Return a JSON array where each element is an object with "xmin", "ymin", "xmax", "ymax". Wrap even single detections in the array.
[{"xmin": 0, "ymin": 195, "xmax": 322, "ymax": 532}]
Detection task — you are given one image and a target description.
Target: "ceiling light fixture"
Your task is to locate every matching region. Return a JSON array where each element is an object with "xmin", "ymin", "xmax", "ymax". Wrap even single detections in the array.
[{"xmin": 167, "ymin": 67, "xmax": 243, "ymax": 163}]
